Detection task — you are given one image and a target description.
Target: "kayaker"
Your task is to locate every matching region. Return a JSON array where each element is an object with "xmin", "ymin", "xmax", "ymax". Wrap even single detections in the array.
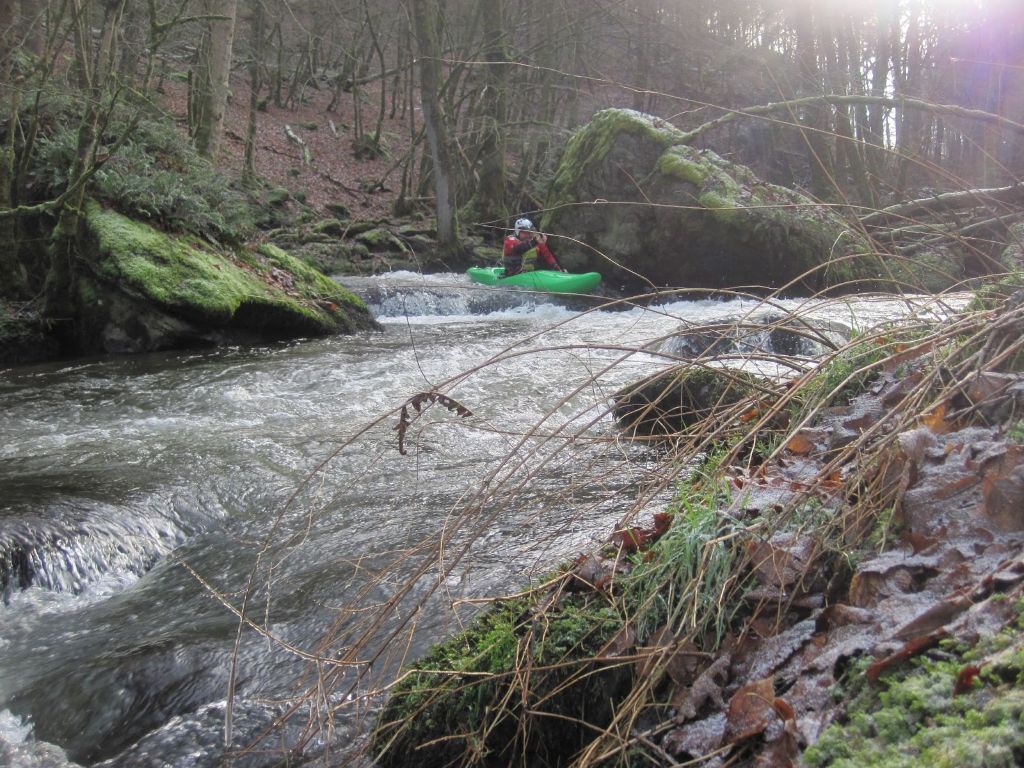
[{"xmin": 502, "ymin": 217, "xmax": 566, "ymax": 277}]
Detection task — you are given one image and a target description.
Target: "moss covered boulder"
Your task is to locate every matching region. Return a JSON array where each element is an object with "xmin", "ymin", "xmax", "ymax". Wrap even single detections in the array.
[
  {"xmin": 371, "ymin": 591, "xmax": 632, "ymax": 768},
  {"xmin": 73, "ymin": 201, "xmax": 379, "ymax": 354},
  {"xmin": 542, "ymin": 109, "xmax": 883, "ymax": 294},
  {"xmin": 614, "ymin": 364, "xmax": 772, "ymax": 438}
]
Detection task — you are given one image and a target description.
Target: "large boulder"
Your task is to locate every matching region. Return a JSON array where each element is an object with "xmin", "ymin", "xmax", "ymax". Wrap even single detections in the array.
[
  {"xmin": 542, "ymin": 109, "xmax": 880, "ymax": 294},
  {"xmin": 72, "ymin": 200, "xmax": 379, "ymax": 354}
]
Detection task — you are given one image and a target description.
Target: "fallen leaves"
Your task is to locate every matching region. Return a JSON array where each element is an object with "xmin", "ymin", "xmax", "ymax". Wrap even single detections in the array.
[{"xmin": 608, "ymin": 512, "xmax": 673, "ymax": 554}]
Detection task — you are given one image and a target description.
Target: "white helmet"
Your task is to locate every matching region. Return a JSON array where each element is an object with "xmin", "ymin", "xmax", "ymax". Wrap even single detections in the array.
[{"xmin": 514, "ymin": 217, "xmax": 534, "ymax": 236}]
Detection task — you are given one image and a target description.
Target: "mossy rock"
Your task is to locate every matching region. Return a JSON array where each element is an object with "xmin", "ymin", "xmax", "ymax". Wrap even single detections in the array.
[
  {"xmin": 77, "ymin": 200, "xmax": 378, "ymax": 353},
  {"xmin": 312, "ymin": 218, "xmax": 350, "ymax": 237},
  {"xmin": 0, "ymin": 302, "xmax": 60, "ymax": 364},
  {"xmin": 613, "ymin": 364, "xmax": 768, "ymax": 437},
  {"xmin": 291, "ymin": 241, "xmax": 373, "ymax": 275},
  {"xmin": 354, "ymin": 227, "xmax": 406, "ymax": 253},
  {"xmin": 371, "ymin": 591, "xmax": 631, "ymax": 768},
  {"xmin": 344, "ymin": 220, "xmax": 386, "ymax": 237},
  {"xmin": 396, "ymin": 223, "xmax": 435, "ymax": 238},
  {"xmin": 541, "ymin": 108, "xmax": 886, "ymax": 294}
]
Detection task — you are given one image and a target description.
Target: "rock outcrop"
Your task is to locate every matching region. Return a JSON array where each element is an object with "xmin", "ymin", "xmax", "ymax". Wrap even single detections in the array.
[
  {"xmin": 71, "ymin": 200, "xmax": 379, "ymax": 354},
  {"xmin": 541, "ymin": 109, "xmax": 883, "ymax": 294}
]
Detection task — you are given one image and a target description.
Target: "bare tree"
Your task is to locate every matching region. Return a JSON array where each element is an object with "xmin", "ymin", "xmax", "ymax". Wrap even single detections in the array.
[
  {"xmin": 409, "ymin": 0, "xmax": 461, "ymax": 256},
  {"xmin": 242, "ymin": 0, "xmax": 265, "ymax": 185},
  {"xmin": 465, "ymin": 0, "xmax": 508, "ymax": 225},
  {"xmin": 46, "ymin": 0, "xmax": 128, "ymax": 318},
  {"xmin": 0, "ymin": 0, "xmax": 27, "ymax": 295},
  {"xmin": 190, "ymin": 0, "xmax": 238, "ymax": 159}
]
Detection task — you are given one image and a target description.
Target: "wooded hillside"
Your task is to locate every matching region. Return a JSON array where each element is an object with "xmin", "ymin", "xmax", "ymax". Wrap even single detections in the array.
[{"xmin": 1, "ymin": 1, "xmax": 1022, "ymax": 333}]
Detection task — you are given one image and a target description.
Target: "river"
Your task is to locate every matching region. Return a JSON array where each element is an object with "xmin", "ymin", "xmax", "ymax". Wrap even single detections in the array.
[{"xmin": 0, "ymin": 272, "xmax": 961, "ymax": 767}]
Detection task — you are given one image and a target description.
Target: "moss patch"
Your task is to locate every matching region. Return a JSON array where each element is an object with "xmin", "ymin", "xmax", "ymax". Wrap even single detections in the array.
[
  {"xmin": 371, "ymin": 590, "xmax": 630, "ymax": 768},
  {"xmin": 83, "ymin": 201, "xmax": 376, "ymax": 334},
  {"xmin": 541, "ymin": 110, "xmax": 884, "ymax": 293},
  {"xmin": 805, "ymin": 613, "xmax": 1024, "ymax": 768},
  {"xmin": 545, "ymin": 108, "xmax": 687, "ymax": 219}
]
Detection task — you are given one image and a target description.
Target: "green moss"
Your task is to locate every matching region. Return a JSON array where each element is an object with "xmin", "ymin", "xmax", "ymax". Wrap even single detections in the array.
[
  {"xmin": 312, "ymin": 218, "xmax": 348, "ymax": 237},
  {"xmin": 86, "ymin": 201, "xmax": 258, "ymax": 324},
  {"xmin": 655, "ymin": 146, "xmax": 708, "ymax": 186},
  {"xmin": 257, "ymin": 243, "xmax": 364, "ymax": 309},
  {"xmin": 805, "ymin": 614, "xmax": 1024, "ymax": 767},
  {"xmin": 84, "ymin": 201, "xmax": 374, "ymax": 333},
  {"xmin": 354, "ymin": 227, "xmax": 404, "ymax": 251},
  {"xmin": 545, "ymin": 108, "xmax": 687, "ymax": 219},
  {"xmin": 371, "ymin": 588, "xmax": 630, "ymax": 768}
]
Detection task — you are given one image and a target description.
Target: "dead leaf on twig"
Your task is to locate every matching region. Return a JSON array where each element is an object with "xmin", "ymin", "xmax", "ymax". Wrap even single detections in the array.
[{"xmin": 394, "ymin": 391, "xmax": 473, "ymax": 455}]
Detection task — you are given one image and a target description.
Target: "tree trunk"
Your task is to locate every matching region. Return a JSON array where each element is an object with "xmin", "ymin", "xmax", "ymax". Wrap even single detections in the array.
[
  {"xmin": 116, "ymin": 0, "xmax": 147, "ymax": 84},
  {"xmin": 13, "ymin": 0, "xmax": 45, "ymax": 56},
  {"xmin": 894, "ymin": 0, "xmax": 922, "ymax": 195},
  {"xmin": 242, "ymin": 0, "xmax": 264, "ymax": 186},
  {"xmin": 410, "ymin": 0, "xmax": 460, "ymax": 255},
  {"xmin": 46, "ymin": 0, "xmax": 124, "ymax": 319},
  {"xmin": 865, "ymin": 0, "xmax": 896, "ymax": 182},
  {"xmin": 0, "ymin": 0, "xmax": 27, "ymax": 296},
  {"xmin": 191, "ymin": 0, "xmax": 238, "ymax": 159},
  {"xmin": 469, "ymin": 0, "xmax": 507, "ymax": 225},
  {"xmin": 791, "ymin": 0, "xmax": 833, "ymax": 199}
]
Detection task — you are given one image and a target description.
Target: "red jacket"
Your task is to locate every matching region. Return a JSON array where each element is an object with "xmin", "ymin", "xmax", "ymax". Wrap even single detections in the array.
[{"xmin": 502, "ymin": 235, "xmax": 559, "ymax": 275}]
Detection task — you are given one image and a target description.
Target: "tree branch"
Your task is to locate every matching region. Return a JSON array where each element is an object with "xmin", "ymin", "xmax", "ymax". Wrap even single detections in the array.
[
  {"xmin": 678, "ymin": 94, "xmax": 1024, "ymax": 146},
  {"xmin": 861, "ymin": 184, "xmax": 1024, "ymax": 225}
]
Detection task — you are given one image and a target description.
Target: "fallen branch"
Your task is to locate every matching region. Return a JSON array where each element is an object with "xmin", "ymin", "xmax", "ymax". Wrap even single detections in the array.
[
  {"xmin": 679, "ymin": 95, "xmax": 1024, "ymax": 148},
  {"xmin": 284, "ymin": 124, "xmax": 312, "ymax": 165},
  {"xmin": 862, "ymin": 183, "xmax": 1024, "ymax": 225}
]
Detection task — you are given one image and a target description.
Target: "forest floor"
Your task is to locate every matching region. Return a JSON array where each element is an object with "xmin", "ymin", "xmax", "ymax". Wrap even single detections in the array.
[{"xmin": 162, "ymin": 73, "xmax": 415, "ymax": 221}]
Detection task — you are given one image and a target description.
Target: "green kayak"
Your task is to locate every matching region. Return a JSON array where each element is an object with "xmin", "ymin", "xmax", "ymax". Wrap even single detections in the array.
[{"xmin": 466, "ymin": 267, "xmax": 601, "ymax": 294}]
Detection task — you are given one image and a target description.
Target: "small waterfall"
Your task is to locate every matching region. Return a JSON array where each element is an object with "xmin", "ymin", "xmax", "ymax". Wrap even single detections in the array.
[
  {"xmin": 0, "ymin": 494, "xmax": 213, "ymax": 600},
  {"xmin": 337, "ymin": 270, "xmax": 557, "ymax": 317},
  {"xmin": 659, "ymin": 312, "xmax": 852, "ymax": 360}
]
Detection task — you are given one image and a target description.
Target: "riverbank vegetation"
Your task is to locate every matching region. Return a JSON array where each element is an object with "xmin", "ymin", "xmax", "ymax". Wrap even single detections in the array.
[{"xmin": 363, "ymin": 283, "xmax": 1024, "ymax": 766}]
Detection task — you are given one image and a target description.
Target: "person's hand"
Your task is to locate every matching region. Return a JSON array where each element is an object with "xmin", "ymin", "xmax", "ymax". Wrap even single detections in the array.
[{"xmin": 536, "ymin": 233, "xmax": 547, "ymax": 245}]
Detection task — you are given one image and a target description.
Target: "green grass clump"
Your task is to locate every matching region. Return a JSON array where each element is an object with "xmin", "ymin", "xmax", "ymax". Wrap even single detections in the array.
[{"xmin": 622, "ymin": 482, "xmax": 741, "ymax": 647}]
